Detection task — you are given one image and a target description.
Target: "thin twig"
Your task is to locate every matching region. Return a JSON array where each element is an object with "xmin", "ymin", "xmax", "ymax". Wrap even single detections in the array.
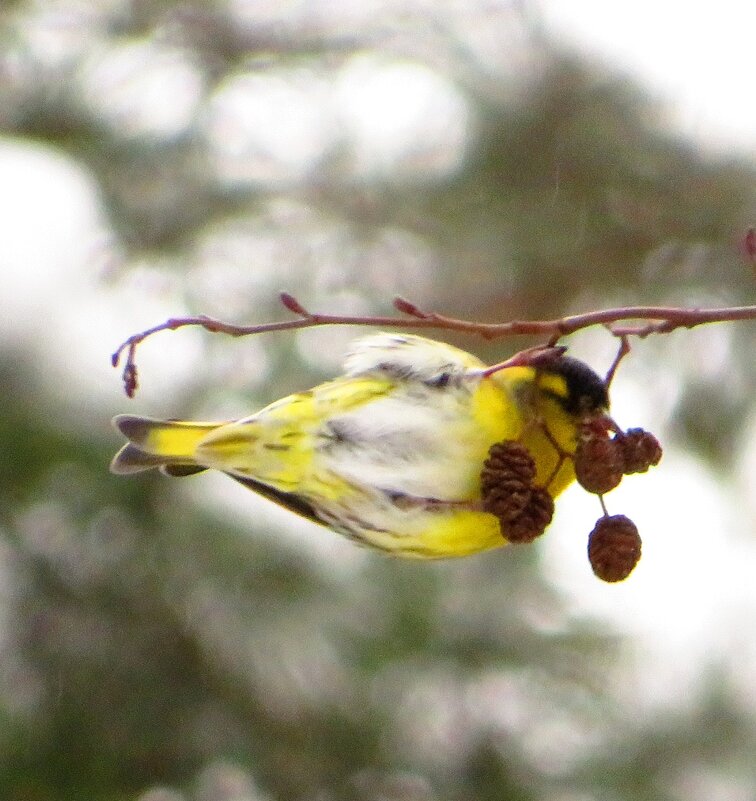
[
  {"xmin": 111, "ymin": 291, "xmax": 756, "ymax": 397},
  {"xmin": 604, "ymin": 335, "xmax": 631, "ymax": 388}
]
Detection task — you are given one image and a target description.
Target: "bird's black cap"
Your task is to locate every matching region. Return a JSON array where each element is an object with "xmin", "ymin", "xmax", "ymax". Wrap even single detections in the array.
[{"xmin": 530, "ymin": 352, "xmax": 610, "ymax": 415}]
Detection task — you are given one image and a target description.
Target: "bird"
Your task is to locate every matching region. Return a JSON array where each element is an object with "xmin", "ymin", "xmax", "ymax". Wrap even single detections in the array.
[{"xmin": 110, "ymin": 333, "xmax": 609, "ymax": 558}]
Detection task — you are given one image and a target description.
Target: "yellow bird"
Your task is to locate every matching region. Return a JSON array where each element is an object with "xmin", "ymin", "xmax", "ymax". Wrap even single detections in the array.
[{"xmin": 111, "ymin": 333, "xmax": 609, "ymax": 558}]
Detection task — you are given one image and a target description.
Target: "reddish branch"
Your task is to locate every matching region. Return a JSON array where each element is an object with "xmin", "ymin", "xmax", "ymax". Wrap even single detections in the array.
[{"xmin": 112, "ymin": 293, "xmax": 756, "ymax": 397}]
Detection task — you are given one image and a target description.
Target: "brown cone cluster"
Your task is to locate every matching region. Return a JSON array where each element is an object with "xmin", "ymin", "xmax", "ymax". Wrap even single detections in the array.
[
  {"xmin": 481, "ymin": 412, "xmax": 661, "ymax": 583},
  {"xmin": 574, "ymin": 420, "xmax": 663, "ymax": 496},
  {"xmin": 481, "ymin": 441, "xmax": 554, "ymax": 543},
  {"xmin": 588, "ymin": 514, "xmax": 642, "ymax": 582},
  {"xmin": 572, "ymin": 418, "xmax": 661, "ymax": 582}
]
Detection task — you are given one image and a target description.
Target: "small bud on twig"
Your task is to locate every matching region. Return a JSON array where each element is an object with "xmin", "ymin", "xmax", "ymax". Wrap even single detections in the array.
[
  {"xmin": 743, "ymin": 228, "xmax": 755, "ymax": 278},
  {"xmin": 393, "ymin": 296, "xmax": 430, "ymax": 318},
  {"xmin": 123, "ymin": 362, "xmax": 138, "ymax": 399},
  {"xmin": 279, "ymin": 292, "xmax": 310, "ymax": 316}
]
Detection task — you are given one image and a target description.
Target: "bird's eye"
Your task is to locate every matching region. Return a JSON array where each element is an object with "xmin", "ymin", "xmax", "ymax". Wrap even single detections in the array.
[{"xmin": 427, "ymin": 372, "xmax": 451, "ymax": 388}]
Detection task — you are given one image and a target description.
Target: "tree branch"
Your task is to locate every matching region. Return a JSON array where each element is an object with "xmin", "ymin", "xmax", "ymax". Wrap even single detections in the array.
[{"xmin": 111, "ymin": 293, "xmax": 756, "ymax": 397}]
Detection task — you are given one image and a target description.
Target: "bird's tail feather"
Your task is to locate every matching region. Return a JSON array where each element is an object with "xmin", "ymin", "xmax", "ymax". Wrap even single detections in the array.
[{"xmin": 110, "ymin": 415, "xmax": 223, "ymax": 475}]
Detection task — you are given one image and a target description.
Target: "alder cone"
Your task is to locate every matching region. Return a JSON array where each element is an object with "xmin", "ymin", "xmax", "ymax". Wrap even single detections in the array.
[
  {"xmin": 480, "ymin": 441, "xmax": 554, "ymax": 544},
  {"xmin": 505, "ymin": 487, "xmax": 554, "ymax": 543},
  {"xmin": 483, "ymin": 478, "xmax": 532, "ymax": 523},
  {"xmin": 481, "ymin": 441, "xmax": 536, "ymax": 486},
  {"xmin": 574, "ymin": 436, "xmax": 625, "ymax": 494},
  {"xmin": 588, "ymin": 514, "xmax": 642, "ymax": 582},
  {"xmin": 619, "ymin": 428, "xmax": 663, "ymax": 474},
  {"xmin": 481, "ymin": 441, "xmax": 537, "ymax": 522}
]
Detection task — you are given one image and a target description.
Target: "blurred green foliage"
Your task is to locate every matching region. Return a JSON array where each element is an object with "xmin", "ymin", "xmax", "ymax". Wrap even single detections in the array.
[{"xmin": 0, "ymin": 2, "xmax": 754, "ymax": 801}]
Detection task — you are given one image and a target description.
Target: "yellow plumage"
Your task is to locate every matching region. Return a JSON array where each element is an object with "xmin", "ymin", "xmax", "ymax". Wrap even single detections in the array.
[{"xmin": 111, "ymin": 333, "xmax": 609, "ymax": 558}]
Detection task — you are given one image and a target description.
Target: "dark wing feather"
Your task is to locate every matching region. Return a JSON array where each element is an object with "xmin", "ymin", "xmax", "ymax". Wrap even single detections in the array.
[{"xmin": 226, "ymin": 473, "xmax": 324, "ymax": 527}]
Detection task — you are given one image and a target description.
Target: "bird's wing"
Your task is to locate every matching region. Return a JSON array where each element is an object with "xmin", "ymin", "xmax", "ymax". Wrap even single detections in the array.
[
  {"xmin": 342, "ymin": 333, "xmax": 484, "ymax": 384},
  {"xmin": 226, "ymin": 473, "xmax": 324, "ymax": 525},
  {"xmin": 192, "ymin": 379, "xmax": 392, "ymax": 494}
]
